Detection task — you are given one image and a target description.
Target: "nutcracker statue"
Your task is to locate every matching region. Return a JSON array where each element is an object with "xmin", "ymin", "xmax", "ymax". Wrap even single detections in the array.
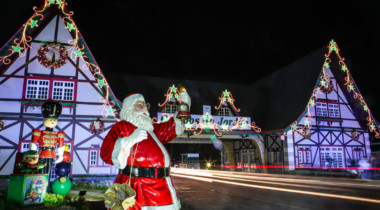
[{"xmin": 29, "ymin": 101, "xmax": 65, "ymax": 191}]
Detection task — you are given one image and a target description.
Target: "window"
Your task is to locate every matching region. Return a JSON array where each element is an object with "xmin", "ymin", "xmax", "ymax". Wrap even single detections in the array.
[
  {"xmin": 269, "ymin": 149, "xmax": 282, "ymax": 164},
  {"xmin": 89, "ymin": 150, "xmax": 97, "ymax": 166},
  {"xmin": 316, "ymin": 101, "xmax": 340, "ymax": 118},
  {"xmin": 352, "ymin": 148, "xmax": 364, "ymax": 161},
  {"xmin": 298, "ymin": 148, "xmax": 312, "ymax": 164},
  {"xmin": 218, "ymin": 108, "xmax": 230, "ymax": 116},
  {"xmin": 24, "ymin": 78, "xmax": 76, "ymax": 102},
  {"xmin": 20, "ymin": 142, "xmax": 30, "ymax": 153},
  {"xmin": 25, "ymin": 79, "xmax": 50, "ymax": 100},
  {"xmin": 52, "ymin": 81, "xmax": 75, "ymax": 101},
  {"xmin": 164, "ymin": 104, "xmax": 177, "ymax": 113},
  {"xmin": 316, "ymin": 102, "xmax": 328, "ymax": 117},
  {"xmin": 320, "ymin": 147, "xmax": 344, "ymax": 168},
  {"xmin": 328, "ymin": 104, "xmax": 340, "ymax": 118},
  {"xmin": 240, "ymin": 149, "xmax": 255, "ymax": 165}
]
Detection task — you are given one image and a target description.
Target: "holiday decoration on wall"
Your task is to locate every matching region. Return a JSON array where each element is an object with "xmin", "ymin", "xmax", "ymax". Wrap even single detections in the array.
[
  {"xmin": 158, "ymin": 84, "xmax": 182, "ymax": 108},
  {"xmin": 288, "ymin": 40, "xmax": 380, "ymax": 139},
  {"xmin": 0, "ymin": 0, "xmax": 120, "ymax": 119},
  {"xmin": 215, "ymin": 89, "xmax": 241, "ymax": 115},
  {"xmin": 37, "ymin": 44, "xmax": 68, "ymax": 69},
  {"xmin": 90, "ymin": 119, "xmax": 105, "ymax": 134}
]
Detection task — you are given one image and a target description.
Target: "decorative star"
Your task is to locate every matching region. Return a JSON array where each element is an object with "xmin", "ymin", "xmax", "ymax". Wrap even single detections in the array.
[
  {"xmin": 309, "ymin": 99, "xmax": 315, "ymax": 106},
  {"xmin": 98, "ymin": 79, "xmax": 105, "ymax": 87},
  {"xmin": 341, "ymin": 65, "xmax": 347, "ymax": 72},
  {"xmin": 185, "ymin": 122, "xmax": 193, "ymax": 130},
  {"xmin": 49, "ymin": 0, "xmax": 55, "ymax": 4},
  {"xmin": 56, "ymin": 0, "xmax": 63, "ymax": 5},
  {"xmin": 66, "ymin": 23, "xmax": 76, "ymax": 32},
  {"xmin": 349, "ymin": 84, "xmax": 354, "ymax": 91},
  {"xmin": 107, "ymin": 108, "xmax": 114, "ymax": 115},
  {"xmin": 12, "ymin": 44, "xmax": 23, "ymax": 54},
  {"xmin": 221, "ymin": 124, "xmax": 229, "ymax": 130},
  {"xmin": 75, "ymin": 50, "xmax": 84, "ymax": 58},
  {"xmin": 28, "ymin": 19, "xmax": 38, "ymax": 28},
  {"xmin": 291, "ymin": 123, "xmax": 297, "ymax": 130},
  {"xmin": 320, "ymin": 80, "xmax": 326, "ymax": 86},
  {"xmin": 370, "ymin": 123, "xmax": 376, "ymax": 131},
  {"xmin": 241, "ymin": 121, "xmax": 248, "ymax": 128},
  {"xmin": 364, "ymin": 105, "xmax": 368, "ymax": 112},
  {"xmin": 304, "ymin": 119, "xmax": 310, "ymax": 126},
  {"xmin": 324, "ymin": 62, "xmax": 330, "ymax": 68}
]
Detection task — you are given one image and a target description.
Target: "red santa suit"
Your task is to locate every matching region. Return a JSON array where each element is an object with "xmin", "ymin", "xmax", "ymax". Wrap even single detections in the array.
[{"xmin": 101, "ymin": 94, "xmax": 182, "ymax": 210}]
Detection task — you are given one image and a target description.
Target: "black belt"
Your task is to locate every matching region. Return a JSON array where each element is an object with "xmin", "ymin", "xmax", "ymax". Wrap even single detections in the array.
[
  {"xmin": 121, "ymin": 166, "xmax": 170, "ymax": 178},
  {"xmin": 40, "ymin": 147, "xmax": 54, "ymax": 150}
]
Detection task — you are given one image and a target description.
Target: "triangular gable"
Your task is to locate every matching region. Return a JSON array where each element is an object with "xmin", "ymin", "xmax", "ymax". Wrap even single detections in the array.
[
  {"xmin": 0, "ymin": 0, "xmax": 121, "ymax": 118},
  {"xmin": 286, "ymin": 40, "xmax": 380, "ymax": 139},
  {"xmin": 214, "ymin": 89, "xmax": 240, "ymax": 116}
]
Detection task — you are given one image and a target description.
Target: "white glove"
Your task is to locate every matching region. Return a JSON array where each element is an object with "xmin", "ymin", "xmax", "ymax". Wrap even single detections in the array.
[
  {"xmin": 55, "ymin": 146, "xmax": 65, "ymax": 164},
  {"xmin": 112, "ymin": 128, "xmax": 147, "ymax": 169}
]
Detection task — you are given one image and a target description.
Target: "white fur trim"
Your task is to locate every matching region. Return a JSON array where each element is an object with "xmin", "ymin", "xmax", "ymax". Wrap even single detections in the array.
[
  {"xmin": 111, "ymin": 136, "xmax": 137, "ymax": 169},
  {"xmin": 141, "ymin": 198, "xmax": 181, "ymax": 210},
  {"xmin": 29, "ymin": 142, "xmax": 37, "ymax": 151},
  {"xmin": 148, "ymin": 131, "xmax": 170, "ymax": 167}
]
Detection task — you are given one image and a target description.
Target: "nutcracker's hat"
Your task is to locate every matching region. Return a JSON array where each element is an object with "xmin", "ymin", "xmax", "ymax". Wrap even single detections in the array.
[{"xmin": 41, "ymin": 101, "xmax": 62, "ymax": 118}]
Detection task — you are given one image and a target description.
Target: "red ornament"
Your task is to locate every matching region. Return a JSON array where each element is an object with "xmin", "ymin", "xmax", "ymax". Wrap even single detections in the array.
[{"xmin": 63, "ymin": 151, "xmax": 71, "ymax": 162}]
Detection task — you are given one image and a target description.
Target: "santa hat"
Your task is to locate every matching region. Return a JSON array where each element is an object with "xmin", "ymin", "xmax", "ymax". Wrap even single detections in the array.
[{"xmin": 122, "ymin": 93, "xmax": 144, "ymax": 110}]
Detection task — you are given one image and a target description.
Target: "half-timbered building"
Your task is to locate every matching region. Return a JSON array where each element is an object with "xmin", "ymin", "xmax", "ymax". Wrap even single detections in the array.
[
  {"xmin": 258, "ymin": 40, "xmax": 379, "ymax": 170},
  {"xmin": 0, "ymin": 1, "xmax": 120, "ymax": 177}
]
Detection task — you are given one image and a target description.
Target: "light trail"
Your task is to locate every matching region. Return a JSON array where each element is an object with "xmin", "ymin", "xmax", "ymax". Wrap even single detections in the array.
[
  {"xmin": 171, "ymin": 168, "xmax": 380, "ymax": 204},
  {"xmin": 216, "ymin": 165, "xmax": 380, "ymax": 170}
]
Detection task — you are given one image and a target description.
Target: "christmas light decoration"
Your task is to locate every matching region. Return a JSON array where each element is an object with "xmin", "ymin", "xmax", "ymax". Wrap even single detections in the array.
[
  {"xmin": 37, "ymin": 44, "xmax": 68, "ymax": 69},
  {"xmin": 215, "ymin": 89, "xmax": 240, "ymax": 114},
  {"xmin": 194, "ymin": 112, "xmax": 222, "ymax": 136},
  {"xmin": 288, "ymin": 40, "xmax": 380, "ymax": 138},
  {"xmin": 158, "ymin": 85, "xmax": 181, "ymax": 108},
  {"xmin": 0, "ymin": 0, "xmax": 120, "ymax": 119}
]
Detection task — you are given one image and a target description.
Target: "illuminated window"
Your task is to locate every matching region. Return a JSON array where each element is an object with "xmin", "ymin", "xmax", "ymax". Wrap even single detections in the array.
[
  {"xmin": 25, "ymin": 79, "xmax": 50, "ymax": 100},
  {"xmin": 316, "ymin": 102, "xmax": 340, "ymax": 118},
  {"xmin": 316, "ymin": 102, "xmax": 328, "ymax": 117},
  {"xmin": 352, "ymin": 148, "xmax": 364, "ymax": 161},
  {"xmin": 218, "ymin": 108, "xmax": 230, "ymax": 116},
  {"xmin": 328, "ymin": 104, "xmax": 340, "ymax": 118},
  {"xmin": 298, "ymin": 148, "xmax": 312, "ymax": 164},
  {"xmin": 52, "ymin": 81, "xmax": 75, "ymax": 101},
  {"xmin": 89, "ymin": 150, "xmax": 97, "ymax": 166},
  {"xmin": 164, "ymin": 104, "xmax": 177, "ymax": 113},
  {"xmin": 320, "ymin": 147, "xmax": 344, "ymax": 168}
]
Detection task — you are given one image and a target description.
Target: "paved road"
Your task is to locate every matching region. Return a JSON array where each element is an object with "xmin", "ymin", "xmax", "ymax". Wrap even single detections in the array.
[{"xmin": 171, "ymin": 168, "xmax": 380, "ymax": 210}]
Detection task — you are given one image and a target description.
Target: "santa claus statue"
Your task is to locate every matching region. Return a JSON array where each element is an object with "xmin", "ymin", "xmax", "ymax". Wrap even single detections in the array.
[{"xmin": 101, "ymin": 92, "xmax": 189, "ymax": 210}]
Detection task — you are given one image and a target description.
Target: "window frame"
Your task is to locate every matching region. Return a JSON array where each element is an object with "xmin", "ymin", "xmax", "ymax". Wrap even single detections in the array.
[
  {"xmin": 22, "ymin": 76, "xmax": 77, "ymax": 103},
  {"xmin": 319, "ymin": 146, "xmax": 345, "ymax": 168},
  {"xmin": 88, "ymin": 147, "xmax": 110, "ymax": 167},
  {"xmin": 315, "ymin": 100, "xmax": 341, "ymax": 118},
  {"xmin": 297, "ymin": 148, "xmax": 312, "ymax": 164}
]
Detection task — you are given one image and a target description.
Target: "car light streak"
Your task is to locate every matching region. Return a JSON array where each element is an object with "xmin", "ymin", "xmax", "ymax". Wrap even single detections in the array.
[
  {"xmin": 172, "ymin": 168, "xmax": 380, "ymax": 204},
  {"xmin": 216, "ymin": 165, "xmax": 380, "ymax": 170}
]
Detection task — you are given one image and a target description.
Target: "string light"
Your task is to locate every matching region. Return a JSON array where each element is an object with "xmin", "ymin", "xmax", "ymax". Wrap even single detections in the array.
[
  {"xmin": 0, "ymin": 0, "xmax": 120, "ymax": 119},
  {"xmin": 288, "ymin": 40, "xmax": 380, "ymax": 138}
]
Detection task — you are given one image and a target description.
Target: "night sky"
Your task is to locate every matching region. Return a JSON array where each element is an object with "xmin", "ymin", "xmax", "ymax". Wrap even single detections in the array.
[{"xmin": 1, "ymin": 0, "xmax": 380, "ymax": 117}]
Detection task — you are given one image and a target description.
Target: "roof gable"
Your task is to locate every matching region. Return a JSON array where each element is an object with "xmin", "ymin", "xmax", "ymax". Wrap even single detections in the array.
[{"xmin": 0, "ymin": 0, "xmax": 121, "ymax": 118}]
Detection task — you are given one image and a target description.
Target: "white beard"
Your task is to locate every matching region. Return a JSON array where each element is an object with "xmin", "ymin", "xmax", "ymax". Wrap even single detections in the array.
[{"xmin": 121, "ymin": 108, "xmax": 154, "ymax": 132}]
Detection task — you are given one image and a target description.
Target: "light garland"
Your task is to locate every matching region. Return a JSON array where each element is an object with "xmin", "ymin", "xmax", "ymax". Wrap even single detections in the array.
[
  {"xmin": 288, "ymin": 40, "xmax": 380, "ymax": 139},
  {"xmin": 214, "ymin": 89, "xmax": 240, "ymax": 114},
  {"xmin": 158, "ymin": 85, "xmax": 181, "ymax": 108},
  {"xmin": 0, "ymin": 0, "xmax": 120, "ymax": 119}
]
